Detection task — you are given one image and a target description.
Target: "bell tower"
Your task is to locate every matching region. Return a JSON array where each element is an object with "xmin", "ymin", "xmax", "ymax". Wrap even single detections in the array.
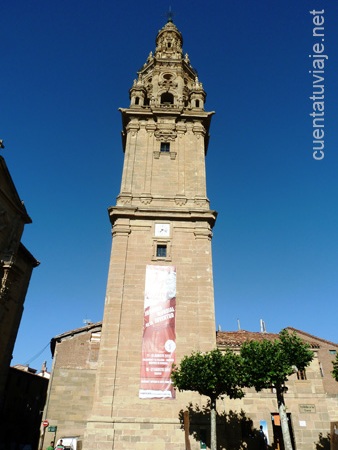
[{"xmin": 84, "ymin": 19, "xmax": 217, "ymax": 449}]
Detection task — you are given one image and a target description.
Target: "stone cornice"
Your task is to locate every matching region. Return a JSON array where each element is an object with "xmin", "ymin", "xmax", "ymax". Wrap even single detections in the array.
[
  {"xmin": 119, "ymin": 107, "xmax": 214, "ymax": 152},
  {"xmin": 108, "ymin": 205, "xmax": 217, "ymax": 228}
]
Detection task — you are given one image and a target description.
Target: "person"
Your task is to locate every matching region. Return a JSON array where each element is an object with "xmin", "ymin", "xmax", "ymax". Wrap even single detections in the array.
[
  {"xmin": 258, "ymin": 425, "xmax": 268, "ymax": 449},
  {"xmin": 55, "ymin": 440, "xmax": 64, "ymax": 449},
  {"xmin": 46, "ymin": 442, "xmax": 54, "ymax": 450}
]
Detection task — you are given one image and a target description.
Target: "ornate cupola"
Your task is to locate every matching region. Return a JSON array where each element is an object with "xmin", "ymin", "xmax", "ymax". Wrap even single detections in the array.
[
  {"xmin": 129, "ymin": 19, "xmax": 207, "ymax": 112},
  {"xmin": 119, "ymin": 19, "xmax": 215, "ymax": 212},
  {"xmin": 154, "ymin": 18, "xmax": 183, "ymax": 59}
]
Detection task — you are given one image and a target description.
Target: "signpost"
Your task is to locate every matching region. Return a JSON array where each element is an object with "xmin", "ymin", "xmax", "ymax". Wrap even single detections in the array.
[
  {"xmin": 48, "ymin": 426, "xmax": 58, "ymax": 446},
  {"xmin": 39, "ymin": 421, "xmax": 57, "ymax": 450},
  {"xmin": 39, "ymin": 420, "xmax": 49, "ymax": 450}
]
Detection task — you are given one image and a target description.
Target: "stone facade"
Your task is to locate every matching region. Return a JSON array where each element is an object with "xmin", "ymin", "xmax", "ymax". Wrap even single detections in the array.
[
  {"xmin": 44, "ymin": 325, "xmax": 338, "ymax": 449},
  {"xmin": 217, "ymin": 329, "xmax": 338, "ymax": 450},
  {"xmin": 41, "ymin": 18, "xmax": 338, "ymax": 450},
  {"xmin": 286, "ymin": 327, "xmax": 338, "ymax": 397},
  {"xmin": 42, "ymin": 323, "xmax": 102, "ymax": 448},
  {"xmin": 0, "ymin": 153, "xmax": 39, "ymax": 411},
  {"xmin": 83, "ymin": 18, "xmax": 217, "ymax": 450}
]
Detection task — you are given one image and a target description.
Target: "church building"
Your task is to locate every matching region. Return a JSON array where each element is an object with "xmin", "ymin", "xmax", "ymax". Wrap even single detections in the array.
[
  {"xmin": 0, "ymin": 149, "xmax": 39, "ymax": 418},
  {"xmin": 40, "ymin": 18, "xmax": 338, "ymax": 450}
]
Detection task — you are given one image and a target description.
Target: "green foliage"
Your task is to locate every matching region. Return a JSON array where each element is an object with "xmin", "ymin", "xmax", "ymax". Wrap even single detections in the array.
[
  {"xmin": 171, "ymin": 348, "xmax": 244, "ymax": 401},
  {"xmin": 332, "ymin": 353, "xmax": 338, "ymax": 382},
  {"xmin": 240, "ymin": 329, "xmax": 314, "ymax": 391}
]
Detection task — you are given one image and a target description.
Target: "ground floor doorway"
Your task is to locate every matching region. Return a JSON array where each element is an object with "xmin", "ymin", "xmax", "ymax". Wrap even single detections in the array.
[{"xmin": 271, "ymin": 412, "xmax": 295, "ymax": 450}]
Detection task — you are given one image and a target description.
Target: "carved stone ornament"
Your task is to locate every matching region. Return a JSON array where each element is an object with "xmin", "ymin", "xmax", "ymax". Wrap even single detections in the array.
[
  {"xmin": 126, "ymin": 121, "xmax": 140, "ymax": 136},
  {"xmin": 154, "ymin": 129, "xmax": 177, "ymax": 141},
  {"xmin": 158, "ymin": 80, "xmax": 178, "ymax": 90},
  {"xmin": 176, "ymin": 122, "xmax": 187, "ymax": 136},
  {"xmin": 146, "ymin": 122, "xmax": 156, "ymax": 136},
  {"xmin": 117, "ymin": 195, "xmax": 132, "ymax": 205},
  {"xmin": 112, "ymin": 224, "xmax": 131, "ymax": 237},
  {"xmin": 194, "ymin": 198, "xmax": 208, "ymax": 207},
  {"xmin": 140, "ymin": 196, "xmax": 153, "ymax": 205},
  {"xmin": 175, "ymin": 197, "xmax": 187, "ymax": 206},
  {"xmin": 192, "ymin": 123, "xmax": 205, "ymax": 138},
  {"xmin": 0, "ymin": 266, "xmax": 12, "ymax": 303},
  {"xmin": 194, "ymin": 228, "xmax": 212, "ymax": 240}
]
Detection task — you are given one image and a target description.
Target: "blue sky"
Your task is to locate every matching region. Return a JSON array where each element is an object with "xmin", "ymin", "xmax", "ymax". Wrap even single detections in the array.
[{"xmin": 2, "ymin": 0, "xmax": 337, "ymax": 370}]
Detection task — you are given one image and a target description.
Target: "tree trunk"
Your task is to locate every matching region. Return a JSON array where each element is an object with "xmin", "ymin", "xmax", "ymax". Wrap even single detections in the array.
[
  {"xmin": 276, "ymin": 386, "xmax": 293, "ymax": 450},
  {"xmin": 210, "ymin": 397, "xmax": 217, "ymax": 450},
  {"xmin": 183, "ymin": 410, "xmax": 191, "ymax": 450}
]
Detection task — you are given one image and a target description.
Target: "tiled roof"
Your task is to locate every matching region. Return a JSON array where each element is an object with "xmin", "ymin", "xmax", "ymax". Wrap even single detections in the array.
[
  {"xmin": 50, "ymin": 321, "xmax": 102, "ymax": 357},
  {"xmin": 216, "ymin": 329, "xmax": 320, "ymax": 349},
  {"xmin": 12, "ymin": 364, "xmax": 37, "ymax": 374},
  {"xmin": 216, "ymin": 330, "xmax": 279, "ymax": 347},
  {"xmin": 286, "ymin": 327, "xmax": 338, "ymax": 347},
  {"xmin": 53, "ymin": 321, "xmax": 102, "ymax": 340}
]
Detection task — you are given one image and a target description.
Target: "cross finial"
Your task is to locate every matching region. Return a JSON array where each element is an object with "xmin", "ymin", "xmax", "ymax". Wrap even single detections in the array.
[{"xmin": 167, "ymin": 6, "xmax": 174, "ymax": 23}]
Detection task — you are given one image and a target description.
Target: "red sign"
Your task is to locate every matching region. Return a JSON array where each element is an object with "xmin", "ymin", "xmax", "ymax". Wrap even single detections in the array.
[
  {"xmin": 42, "ymin": 420, "xmax": 49, "ymax": 428},
  {"xmin": 139, "ymin": 265, "xmax": 176, "ymax": 399}
]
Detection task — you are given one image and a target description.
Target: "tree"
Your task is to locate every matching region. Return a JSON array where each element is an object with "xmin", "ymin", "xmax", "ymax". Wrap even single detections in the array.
[
  {"xmin": 240, "ymin": 329, "xmax": 314, "ymax": 450},
  {"xmin": 171, "ymin": 348, "xmax": 244, "ymax": 450},
  {"xmin": 332, "ymin": 353, "xmax": 338, "ymax": 382}
]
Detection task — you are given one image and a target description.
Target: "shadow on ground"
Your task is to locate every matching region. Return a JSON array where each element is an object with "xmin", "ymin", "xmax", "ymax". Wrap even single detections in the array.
[
  {"xmin": 179, "ymin": 401, "xmax": 271, "ymax": 450},
  {"xmin": 314, "ymin": 432, "xmax": 330, "ymax": 450}
]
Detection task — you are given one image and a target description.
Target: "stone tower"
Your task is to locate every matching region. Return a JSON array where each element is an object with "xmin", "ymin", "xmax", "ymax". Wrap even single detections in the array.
[{"xmin": 84, "ymin": 19, "xmax": 217, "ymax": 450}]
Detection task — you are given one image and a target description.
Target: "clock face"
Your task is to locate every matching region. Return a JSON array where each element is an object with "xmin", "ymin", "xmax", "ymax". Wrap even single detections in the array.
[{"xmin": 155, "ymin": 223, "xmax": 170, "ymax": 237}]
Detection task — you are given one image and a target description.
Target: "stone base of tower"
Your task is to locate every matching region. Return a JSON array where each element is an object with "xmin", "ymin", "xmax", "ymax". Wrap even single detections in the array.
[
  {"xmin": 84, "ymin": 417, "xmax": 198, "ymax": 450},
  {"xmin": 83, "ymin": 391, "xmax": 209, "ymax": 449}
]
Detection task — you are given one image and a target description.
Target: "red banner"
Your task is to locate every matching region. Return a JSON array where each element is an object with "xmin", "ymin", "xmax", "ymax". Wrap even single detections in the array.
[{"xmin": 139, "ymin": 265, "xmax": 176, "ymax": 399}]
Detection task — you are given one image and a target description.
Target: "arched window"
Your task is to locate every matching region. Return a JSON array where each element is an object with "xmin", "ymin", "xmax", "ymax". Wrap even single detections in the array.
[
  {"xmin": 135, "ymin": 97, "xmax": 140, "ymax": 105},
  {"xmin": 195, "ymin": 100, "xmax": 200, "ymax": 108},
  {"xmin": 161, "ymin": 92, "xmax": 174, "ymax": 105}
]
